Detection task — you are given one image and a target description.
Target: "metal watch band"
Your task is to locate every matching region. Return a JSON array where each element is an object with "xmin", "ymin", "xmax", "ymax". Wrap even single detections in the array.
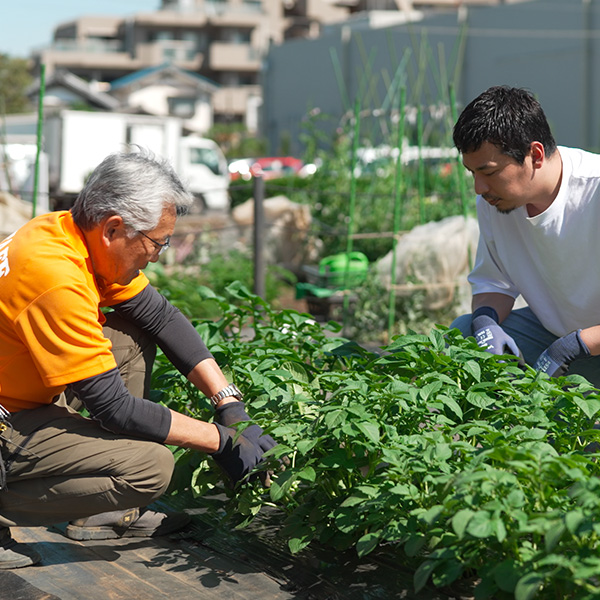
[{"xmin": 209, "ymin": 383, "xmax": 243, "ymax": 408}]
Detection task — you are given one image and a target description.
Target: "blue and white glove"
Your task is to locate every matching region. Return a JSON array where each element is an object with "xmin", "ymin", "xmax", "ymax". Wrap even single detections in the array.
[
  {"xmin": 533, "ymin": 330, "xmax": 590, "ymax": 378},
  {"xmin": 472, "ymin": 306, "xmax": 523, "ymax": 358}
]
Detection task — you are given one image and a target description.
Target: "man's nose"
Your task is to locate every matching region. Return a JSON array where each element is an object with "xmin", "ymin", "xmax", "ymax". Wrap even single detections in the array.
[{"xmin": 473, "ymin": 174, "xmax": 489, "ymax": 196}]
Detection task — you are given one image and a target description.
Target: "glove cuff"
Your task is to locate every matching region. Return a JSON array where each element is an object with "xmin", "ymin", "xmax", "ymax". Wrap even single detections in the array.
[
  {"xmin": 211, "ymin": 422, "xmax": 233, "ymax": 456},
  {"xmin": 472, "ymin": 306, "xmax": 499, "ymax": 324},
  {"xmin": 215, "ymin": 401, "xmax": 249, "ymax": 425}
]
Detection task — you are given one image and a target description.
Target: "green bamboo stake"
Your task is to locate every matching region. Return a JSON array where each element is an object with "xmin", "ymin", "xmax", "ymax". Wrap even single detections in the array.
[
  {"xmin": 449, "ymin": 83, "xmax": 469, "ymax": 219},
  {"xmin": 388, "ymin": 86, "xmax": 407, "ymax": 339},
  {"xmin": 343, "ymin": 97, "xmax": 361, "ymax": 320},
  {"xmin": 32, "ymin": 64, "xmax": 46, "ymax": 218},
  {"xmin": 329, "ymin": 47, "xmax": 351, "ymax": 113},
  {"xmin": 449, "ymin": 83, "xmax": 473, "ymax": 273},
  {"xmin": 416, "ymin": 104, "xmax": 425, "ymax": 224}
]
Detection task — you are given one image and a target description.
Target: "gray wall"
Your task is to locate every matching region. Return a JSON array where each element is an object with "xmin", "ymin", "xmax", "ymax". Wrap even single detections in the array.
[{"xmin": 262, "ymin": 0, "xmax": 600, "ymax": 156}]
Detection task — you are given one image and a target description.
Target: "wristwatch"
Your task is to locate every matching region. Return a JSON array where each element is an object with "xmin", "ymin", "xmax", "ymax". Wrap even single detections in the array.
[{"xmin": 209, "ymin": 383, "xmax": 243, "ymax": 408}]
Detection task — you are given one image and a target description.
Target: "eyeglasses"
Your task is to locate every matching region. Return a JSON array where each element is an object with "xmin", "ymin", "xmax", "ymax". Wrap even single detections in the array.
[{"xmin": 137, "ymin": 230, "xmax": 171, "ymax": 256}]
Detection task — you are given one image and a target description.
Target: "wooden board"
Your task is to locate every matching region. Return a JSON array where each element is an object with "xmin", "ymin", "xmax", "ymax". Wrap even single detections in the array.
[
  {"xmin": 7, "ymin": 497, "xmax": 476, "ymax": 600},
  {"xmin": 11, "ymin": 523, "xmax": 294, "ymax": 600}
]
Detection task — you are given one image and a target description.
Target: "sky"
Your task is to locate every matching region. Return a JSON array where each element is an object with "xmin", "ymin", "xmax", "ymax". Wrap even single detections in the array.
[{"xmin": 1, "ymin": 0, "xmax": 162, "ymax": 58}]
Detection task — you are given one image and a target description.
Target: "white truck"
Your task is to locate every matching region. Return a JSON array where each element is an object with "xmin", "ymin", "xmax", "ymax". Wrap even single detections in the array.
[{"xmin": 3, "ymin": 110, "xmax": 230, "ymax": 211}]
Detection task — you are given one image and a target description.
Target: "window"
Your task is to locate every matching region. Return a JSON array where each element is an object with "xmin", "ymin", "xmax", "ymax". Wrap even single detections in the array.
[
  {"xmin": 168, "ymin": 97, "xmax": 196, "ymax": 119},
  {"xmin": 189, "ymin": 147, "xmax": 223, "ymax": 175}
]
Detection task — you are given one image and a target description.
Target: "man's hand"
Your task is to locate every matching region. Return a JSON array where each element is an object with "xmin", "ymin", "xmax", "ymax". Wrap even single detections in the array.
[
  {"xmin": 210, "ymin": 402, "xmax": 276, "ymax": 483},
  {"xmin": 472, "ymin": 306, "xmax": 522, "ymax": 358},
  {"xmin": 533, "ymin": 330, "xmax": 590, "ymax": 378},
  {"xmin": 215, "ymin": 401, "xmax": 276, "ymax": 453}
]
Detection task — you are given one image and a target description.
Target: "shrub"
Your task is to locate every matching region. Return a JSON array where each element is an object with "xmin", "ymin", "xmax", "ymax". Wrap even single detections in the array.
[{"xmin": 153, "ymin": 283, "xmax": 600, "ymax": 600}]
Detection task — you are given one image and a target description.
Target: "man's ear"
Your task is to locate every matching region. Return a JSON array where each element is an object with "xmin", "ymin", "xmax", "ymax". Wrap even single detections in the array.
[
  {"xmin": 530, "ymin": 141, "xmax": 545, "ymax": 169},
  {"xmin": 102, "ymin": 215, "xmax": 126, "ymax": 247}
]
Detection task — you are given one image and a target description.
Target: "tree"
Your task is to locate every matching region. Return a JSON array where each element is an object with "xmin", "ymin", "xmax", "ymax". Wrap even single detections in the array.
[{"xmin": 0, "ymin": 54, "xmax": 32, "ymax": 115}]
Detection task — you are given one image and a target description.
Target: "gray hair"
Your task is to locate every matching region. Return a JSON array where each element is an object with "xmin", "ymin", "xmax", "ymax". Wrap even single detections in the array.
[{"xmin": 71, "ymin": 148, "xmax": 194, "ymax": 232}]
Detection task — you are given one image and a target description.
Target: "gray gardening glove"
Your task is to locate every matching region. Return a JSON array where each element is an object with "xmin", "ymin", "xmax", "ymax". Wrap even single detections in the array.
[
  {"xmin": 533, "ymin": 330, "xmax": 590, "ymax": 378},
  {"xmin": 211, "ymin": 423, "xmax": 267, "ymax": 484},
  {"xmin": 472, "ymin": 306, "xmax": 523, "ymax": 361},
  {"xmin": 215, "ymin": 401, "xmax": 277, "ymax": 454},
  {"xmin": 210, "ymin": 402, "xmax": 277, "ymax": 484}
]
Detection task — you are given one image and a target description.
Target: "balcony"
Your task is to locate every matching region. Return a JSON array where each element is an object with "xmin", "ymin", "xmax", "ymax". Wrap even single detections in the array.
[
  {"xmin": 49, "ymin": 38, "xmax": 125, "ymax": 54},
  {"xmin": 135, "ymin": 40, "xmax": 204, "ymax": 70},
  {"xmin": 209, "ymin": 42, "xmax": 261, "ymax": 71},
  {"xmin": 213, "ymin": 84, "xmax": 261, "ymax": 116}
]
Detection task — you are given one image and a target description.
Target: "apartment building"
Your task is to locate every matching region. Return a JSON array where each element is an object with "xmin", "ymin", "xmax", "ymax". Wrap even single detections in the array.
[
  {"xmin": 31, "ymin": 0, "xmax": 351, "ymax": 129},
  {"xmin": 30, "ymin": 0, "xmax": 517, "ymax": 130}
]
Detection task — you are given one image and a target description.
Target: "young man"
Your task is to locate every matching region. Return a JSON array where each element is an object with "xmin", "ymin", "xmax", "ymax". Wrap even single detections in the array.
[
  {"xmin": 0, "ymin": 150, "xmax": 275, "ymax": 568},
  {"xmin": 451, "ymin": 85, "xmax": 600, "ymax": 385}
]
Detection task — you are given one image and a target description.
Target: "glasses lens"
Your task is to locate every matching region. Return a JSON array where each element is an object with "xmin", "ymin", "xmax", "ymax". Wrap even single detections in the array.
[{"xmin": 159, "ymin": 237, "xmax": 170, "ymax": 255}]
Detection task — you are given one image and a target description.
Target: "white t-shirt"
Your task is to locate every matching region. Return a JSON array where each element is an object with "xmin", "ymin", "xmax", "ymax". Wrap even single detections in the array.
[{"xmin": 469, "ymin": 146, "xmax": 600, "ymax": 337}]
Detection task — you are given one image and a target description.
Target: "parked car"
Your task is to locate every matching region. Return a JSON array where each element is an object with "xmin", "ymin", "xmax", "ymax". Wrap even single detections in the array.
[{"xmin": 229, "ymin": 156, "xmax": 316, "ymax": 181}]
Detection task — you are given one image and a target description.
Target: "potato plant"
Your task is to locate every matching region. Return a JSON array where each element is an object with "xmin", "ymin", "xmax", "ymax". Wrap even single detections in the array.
[{"xmin": 152, "ymin": 282, "xmax": 600, "ymax": 600}]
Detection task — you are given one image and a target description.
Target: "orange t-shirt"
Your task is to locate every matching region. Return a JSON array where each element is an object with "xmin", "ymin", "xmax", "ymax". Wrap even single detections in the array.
[{"xmin": 0, "ymin": 211, "xmax": 149, "ymax": 412}]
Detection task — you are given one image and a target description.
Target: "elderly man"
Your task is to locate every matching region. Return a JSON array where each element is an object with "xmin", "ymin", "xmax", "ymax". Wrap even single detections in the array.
[
  {"xmin": 451, "ymin": 85, "xmax": 600, "ymax": 385},
  {"xmin": 0, "ymin": 150, "xmax": 275, "ymax": 568}
]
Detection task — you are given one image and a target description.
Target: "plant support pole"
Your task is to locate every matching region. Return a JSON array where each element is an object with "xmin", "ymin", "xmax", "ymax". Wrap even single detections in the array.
[
  {"xmin": 32, "ymin": 63, "xmax": 46, "ymax": 218},
  {"xmin": 343, "ymin": 97, "xmax": 362, "ymax": 319},
  {"xmin": 388, "ymin": 87, "xmax": 407, "ymax": 338},
  {"xmin": 253, "ymin": 175, "xmax": 266, "ymax": 298}
]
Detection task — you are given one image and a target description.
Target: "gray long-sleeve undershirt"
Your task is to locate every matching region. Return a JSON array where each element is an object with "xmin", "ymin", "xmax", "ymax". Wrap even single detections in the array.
[{"xmin": 67, "ymin": 285, "xmax": 214, "ymax": 442}]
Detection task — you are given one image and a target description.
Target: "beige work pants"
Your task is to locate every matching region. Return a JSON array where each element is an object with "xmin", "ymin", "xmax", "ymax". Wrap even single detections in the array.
[{"xmin": 0, "ymin": 312, "xmax": 174, "ymax": 528}]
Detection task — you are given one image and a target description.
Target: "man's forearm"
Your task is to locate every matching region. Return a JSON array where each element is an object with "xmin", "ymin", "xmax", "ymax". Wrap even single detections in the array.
[
  {"xmin": 472, "ymin": 292, "xmax": 516, "ymax": 323},
  {"xmin": 578, "ymin": 326, "xmax": 600, "ymax": 356},
  {"xmin": 164, "ymin": 409, "xmax": 221, "ymax": 453},
  {"xmin": 186, "ymin": 358, "xmax": 240, "ymax": 408}
]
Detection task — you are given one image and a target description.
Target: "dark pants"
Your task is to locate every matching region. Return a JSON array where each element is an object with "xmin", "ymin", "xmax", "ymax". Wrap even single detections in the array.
[
  {"xmin": 451, "ymin": 306, "xmax": 600, "ymax": 388},
  {"xmin": 0, "ymin": 312, "xmax": 174, "ymax": 528}
]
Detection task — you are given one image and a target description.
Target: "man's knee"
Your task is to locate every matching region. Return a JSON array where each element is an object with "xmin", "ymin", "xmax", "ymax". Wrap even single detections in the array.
[
  {"xmin": 134, "ymin": 443, "xmax": 175, "ymax": 500},
  {"xmin": 450, "ymin": 313, "xmax": 472, "ymax": 338},
  {"xmin": 110, "ymin": 440, "xmax": 175, "ymax": 506}
]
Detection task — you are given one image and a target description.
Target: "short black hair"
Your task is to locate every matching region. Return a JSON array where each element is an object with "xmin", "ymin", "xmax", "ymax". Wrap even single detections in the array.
[{"xmin": 453, "ymin": 86, "xmax": 557, "ymax": 164}]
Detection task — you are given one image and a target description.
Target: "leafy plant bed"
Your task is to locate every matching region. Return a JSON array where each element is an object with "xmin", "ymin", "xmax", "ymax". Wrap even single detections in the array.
[
  {"xmin": 157, "ymin": 492, "xmax": 474, "ymax": 599},
  {"xmin": 153, "ymin": 283, "xmax": 600, "ymax": 600}
]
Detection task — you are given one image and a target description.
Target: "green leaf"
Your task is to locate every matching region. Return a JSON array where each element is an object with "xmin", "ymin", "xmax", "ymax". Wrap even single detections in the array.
[
  {"xmin": 356, "ymin": 531, "xmax": 381, "ymax": 557},
  {"xmin": 414, "ymin": 560, "xmax": 437, "ymax": 593},
  {"xmin": 340, "ymin": 495, "xmax": 365, "ymax": 508},
  {"xmin": 438, "ymin": 394, "xmax": 463, "ymax": 420},
  {"xmin": 463, "ymin": 360, "xmax": 481, "ymax": 382},
  {"xmin": 419, "ymin": 381, "xmax": 444, "ymax": 402},
  {"xmin": 269, "ymin": 470, "xmax": 299, "ymax": 502},
  {"xmin": 514, "ymin": 573, "xmax": 544, "ymax": 600},
  {"xmin": 466, "ymin": 390, "xmax": 496, "ymax": 409},
  {"xmin": 565, "ymin": 510, "xmax": 585, "ymax": 534},
  {"xmin": 296, "ymin": 439, "xmax": 318, "ymax": 455},
  {"xmin": 288, "ymin": 535, "xmax": 312, "ymax": 554},
  {"xmin": 544, "ymin": 522, "xmax": 565, "ymax": 552},
  {"xmin": 492, "ymin": 516, "xmax": 507, "ymax": 543},
  {"xmin": 452, "ymin": 508, "xmax": 475, "ymax": 539},
  {"xmin": 466, "ymin": 511, "xmax": 494, "ymax": 538},
  {"xmin": 493, "ymin": 559, "xmax": 520, "ymax": 593},
  {"xmin": 431, "ymin": 560, "xmax": 464, "ymax": 588},
  {"xmin": 404, "ymin": 535, "xmax": 426, "ymax": 557},
  {"xmin": 421, "ymin": 505, "xmax": 444, "ymax": 526},
  {"xmin": 356, "ymin": 421, "xmax": 380, "ymax": 444},
  {"xmin": 428, "ymin": 328, "xmax": 446, "ymax": 352},
  {"xmin": 297, "ymin": 466, "xmax": 316, "ymax": 482},
  {"xmin": 573, "ymin": 397, "xmax": 600, "ymax": 419},
  {"xmin": 324, "ymin": 409, "xmax": 344, "ymax": 429}
]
